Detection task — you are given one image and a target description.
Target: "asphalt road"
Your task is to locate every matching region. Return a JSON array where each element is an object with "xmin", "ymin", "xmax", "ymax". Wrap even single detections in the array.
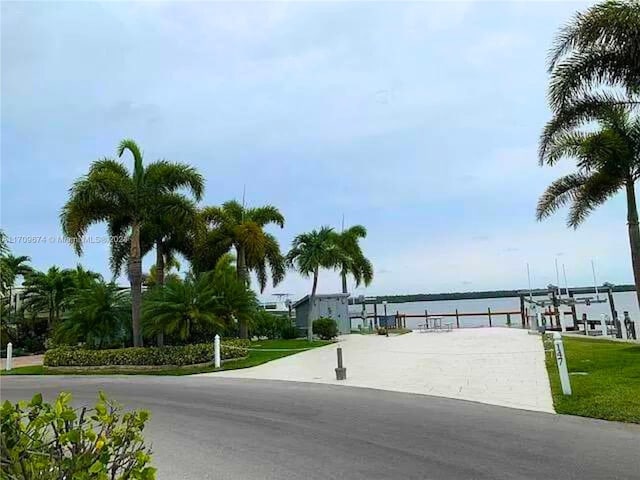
[{"xmin": 2, "ymin": 376, "xmax": 639, "ymax": 480}]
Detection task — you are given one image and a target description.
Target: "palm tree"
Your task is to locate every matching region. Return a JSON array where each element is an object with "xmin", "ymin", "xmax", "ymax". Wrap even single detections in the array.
[
  {"xmin": 286, "ymin": 227, "xmax": 347, "ymax": 341},
  {"xmin": 537, "ymin": 106, "xmax": 640, "ymax": 306},
  {"xmin": 144, "ymin": 257, "xmax": 181, "ymax": 288},
  {"xmin": 142, "ymin": 254, "xmax": 256, "ymax": 343},
  {"xmin": 207, "ymin": 253, "xmax": 257, "ymax": 335},
  {"xmin": 61, "ymin": 139, "xmax": 204, "ymax": 346},
  {"xmin": 333, "ymin": 225, "xmax": 373, "ymax": 294},
  {"xmin": 56, "ymin": 281, "xmax": 130, "ymax": 348},
  {"xmin": 200, "ymin": 200, "xmax": 286, "ymax": 294},
  {"xmin": 111, "ymin": 207, "xmax": 196, "ymax": 346},
  {"xmin": 0, "ymin": 254, "xmax": 32, "ymax": 299},
  {"xmin": 548, "ymin": 0, "xmax": 640, "ymax": 112},
  {"xmin": 0, "ymin": 229, "xmax": 8, "ymax": 258},
  {"xmin": 22, "ymin": 267, "xmax": 74, "ymax": 328},
  {"xmin": 68, "ymin": 264, "xmax": 103, "ymax": 290},
  {"xmin": 142, "ymin": 275, "xmax": 219, "ymax": 342}
]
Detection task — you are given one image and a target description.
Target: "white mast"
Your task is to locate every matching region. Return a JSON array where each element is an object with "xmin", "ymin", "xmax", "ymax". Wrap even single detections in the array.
[
  {"xmin": 591, "ymin": 259, "xmax": 600, "ymax": 300},
  {"xmin": 555, "ymin": 258, "xmax": 562, "ymax": 299}
]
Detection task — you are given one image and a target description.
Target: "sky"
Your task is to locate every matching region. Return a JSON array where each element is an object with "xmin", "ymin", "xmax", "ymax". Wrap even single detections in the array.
[{"xmin": 1, "ymin": 0, "xmax": 629, "ymax": 301}]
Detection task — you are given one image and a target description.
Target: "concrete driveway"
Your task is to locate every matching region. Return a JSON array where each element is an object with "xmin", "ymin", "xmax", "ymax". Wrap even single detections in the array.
[{"xmin": 204, "ymin": 329, "xmax": 554, "ymax": 412}]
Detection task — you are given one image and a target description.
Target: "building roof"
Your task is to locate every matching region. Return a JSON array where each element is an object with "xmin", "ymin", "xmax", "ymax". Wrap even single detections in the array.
[{"xmin": 293, "ymin": 293, "xmax": 350, "ymax": 308}]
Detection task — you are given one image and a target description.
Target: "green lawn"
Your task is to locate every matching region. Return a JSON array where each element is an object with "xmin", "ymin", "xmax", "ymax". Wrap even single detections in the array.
[
  {"xmin": 544, "ymin": 335, "xmax": 640, "ymax": 423},
  {"xmin": 0, "ymin": 339, "xmax": 332, "ymax": 377}
]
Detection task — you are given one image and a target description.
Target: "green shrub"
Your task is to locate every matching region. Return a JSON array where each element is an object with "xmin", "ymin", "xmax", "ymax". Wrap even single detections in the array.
[
  {"xmin": 312, "ymin": 317, "xmax": 338, "ymax": 340},
  {"xmin": 0, "ymin": 391, "xmax": 155, "ymax": 479},
  {"xmin": 44, "ymin": 340, "xmax": 249, "ymax": 367},
  {"xmin": 280, "ymin": 325, "xmax": 298, "ymax": 340},
  {"xmin": 377, "ymin": 327, "xmax": 388, "ymax": 336},
  {"xmin": 250, "ymin": 311, "xmax": 290, "ymax": 339}
]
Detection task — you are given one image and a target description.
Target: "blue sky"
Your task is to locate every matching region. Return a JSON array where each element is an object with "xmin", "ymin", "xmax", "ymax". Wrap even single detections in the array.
[{"xmin": 1, "ymin": 0, "xmax": 629, "ymax": 299}]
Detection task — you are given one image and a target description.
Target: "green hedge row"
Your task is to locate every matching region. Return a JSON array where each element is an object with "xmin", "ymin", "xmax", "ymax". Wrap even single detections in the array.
[{"xmin": 44, "ymin": 340, "xmax": 249, "ymax": 367}]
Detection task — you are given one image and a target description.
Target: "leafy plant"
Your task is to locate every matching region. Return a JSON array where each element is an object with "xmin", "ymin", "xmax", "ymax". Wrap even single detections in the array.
[
  {"xmin": 142, "ymin": 276, "xmax": 220, "ymax": 343},
  {"xmin": 279, "ymin": 325, "xmax": 298, "ymax": 340},
  {"xmin": 21, "ymin": 266, "xmax": 75, "ymax": 329},
  {"xmin": 377, "ymin": 327, "xmax": 388, "ymax": 336},
  {"xmin": 0, "ymin": 391, "xmax": 156, "ymax": 479},
  {"xmin": 312, "ymin": 317, "xmax": 338, "ymax": 340},
  {"xmin": 55, "ymin": 282, "xmax": 131, "ymax": 349},
  {"xmin": 250, "ymin": 311, "xmax": 290, "ymax": 339}
]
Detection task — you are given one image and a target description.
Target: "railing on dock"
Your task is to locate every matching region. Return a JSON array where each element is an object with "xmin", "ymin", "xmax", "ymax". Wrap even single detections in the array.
[{"xmin": 350, "ymin": 308, "xmax": 524, "ymax": 329}]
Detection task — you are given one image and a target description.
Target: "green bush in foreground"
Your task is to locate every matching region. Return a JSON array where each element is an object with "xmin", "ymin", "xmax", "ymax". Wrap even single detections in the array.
[
  {"xmin": 44, "ymin": 340, "xmax": 249, "ymax": 367},
  {"xmin": 1, "ymin": 391, "xmax": 155, "ymax": 479},
  {"xmin": 312, "ymin": 317, "xmax": 338, "ymax": 340}
]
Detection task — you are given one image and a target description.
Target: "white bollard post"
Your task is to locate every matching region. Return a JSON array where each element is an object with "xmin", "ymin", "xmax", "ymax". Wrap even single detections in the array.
[
  {"xmin": 600, "ymin": 314, "xmax": 608, "ymax": 337},
  {"xmin": 214, "ymin": 334, "xmax": 221, "ymax": 368},
  {"xmin": 537, "ymin": 312, "xmax": 543, "ymax": 331},
  {"xmin": 6, "ymin": 342, "xmax": 13, "ymax": 371},
  {"xmin": 553, "ymin": 332, "xmax": 572, "ymax": 395},
  {"xmin": 559, "ymin": 313, "xmax": 566, "ymax": 333},
  {"xmin": 635, "ymin": 320, "xmax": 640, "ymax": 343}
]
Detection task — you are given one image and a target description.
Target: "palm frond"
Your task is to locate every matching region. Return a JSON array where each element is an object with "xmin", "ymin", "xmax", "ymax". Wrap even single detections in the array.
[
  {"xmin": 144, "ymin": 161, "xmax": 205, "ymax": 200},
  {"xmin": 247, "ymin": 205, "xmax": 285, "ymax": 228},
  {"xmin": 536, "ymin": 173, "xmax": 588, "ymax": 221},
  {"xmin": 567, "ymin": 170, "xmax": 623, "ymax": 227}
]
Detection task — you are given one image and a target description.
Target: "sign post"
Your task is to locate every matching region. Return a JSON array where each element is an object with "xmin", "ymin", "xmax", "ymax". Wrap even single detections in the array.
[
  {"xmin": 335, "ymin": 347, "xmax": 347, "ymax": 380},
  {"xmin": 214, "ymin": 335, "xmax": 221, "ymax": 369},
  {"xmin": 5, "ymin": 342, "xmax": 12, "ymax": 371},
  {"xmin": 553, "ymin": 333, "xmax": 572, "ymax": 395},
  {"xmin": 600, "ymin": 314, "xmax": 608, "ymax": 337}
]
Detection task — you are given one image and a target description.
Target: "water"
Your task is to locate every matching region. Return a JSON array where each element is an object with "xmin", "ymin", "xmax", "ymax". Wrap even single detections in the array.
[{"xmin": 349, "ymin": 291, "xmax": 639, "ymax": 330}]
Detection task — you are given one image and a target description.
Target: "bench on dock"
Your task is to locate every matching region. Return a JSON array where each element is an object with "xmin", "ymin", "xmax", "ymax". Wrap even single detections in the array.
[{"xmin": 417, "ymin": 317, "xmax": 452, "ymax": 333}]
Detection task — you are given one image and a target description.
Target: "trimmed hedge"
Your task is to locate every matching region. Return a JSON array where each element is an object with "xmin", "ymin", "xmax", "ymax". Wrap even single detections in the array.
[{"xmin": 44, "ymin": 340, "xmax": 249, "ymax": 367}]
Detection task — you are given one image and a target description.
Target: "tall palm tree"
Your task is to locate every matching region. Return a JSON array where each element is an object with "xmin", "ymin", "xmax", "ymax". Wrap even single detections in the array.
[
  {"xmin": 286, "ymin": 227, "xmax": 347, "ymax": 341},
  {"xmin": 537, "ymin": 106, "xmax": 640, "ymax": 306},
  {"xmin": 111, "ymin": 209, "xmax": 194, "ymax": 346},
  {"xmin": 22, "ymin": 267, "xmax": 74, "ymax": 329},
  {"xmin": 548, "ymin": 0, "xmax": 639, "ymax": 112},
  {"xmin": 200, "ymin": 200, "xmax": 286, "ymax": 294},
  {"xmin": 61, "ymin": 139, "xmax": 204, "ymax": 346},
  {"xmin": 333, "ymin": 225, "xmax": 373, "ymax": 294}
]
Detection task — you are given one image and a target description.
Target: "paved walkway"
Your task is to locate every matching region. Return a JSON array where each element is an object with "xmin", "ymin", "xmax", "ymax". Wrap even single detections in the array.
[
  {"xmin": 1, "ymin": 354, "xmax": 43, "ymax": 369},
  {"xmin": 203, "ymin": 329, "xmax": 554, "ymax": 413}
]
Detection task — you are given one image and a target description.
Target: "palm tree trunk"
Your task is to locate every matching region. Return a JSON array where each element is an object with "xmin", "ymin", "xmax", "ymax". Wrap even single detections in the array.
[
  {"xmin": 236, "ymin": 244, "xmax": 250, "ymax": 339},
  {"xmin": 308, "ymin": 268, "xmax": 319, "ymax": 342},
  {"xmin": 236, "ymin": 244, "xmax": 249, "ymax": 285},
  {"xmin": 129, "ymin": 222, "xmax": 143, "ymax": 347},
  {"xmin": 625, "ymin": 179, "xmax": 640, "ymax": 309},
  {"xmin": 155, "ymin": 241, "xmax": 165, "ymax": 347},
  {"xmin": 341, "ymin": 271, "xmax": 348, "ymax": 294}
]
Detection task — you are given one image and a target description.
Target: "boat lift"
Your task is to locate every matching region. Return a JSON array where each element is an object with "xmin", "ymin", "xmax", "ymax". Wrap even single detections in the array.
[{"xmin": 523, "ymin": 260, "xmax": 609, "ymax": 333}]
